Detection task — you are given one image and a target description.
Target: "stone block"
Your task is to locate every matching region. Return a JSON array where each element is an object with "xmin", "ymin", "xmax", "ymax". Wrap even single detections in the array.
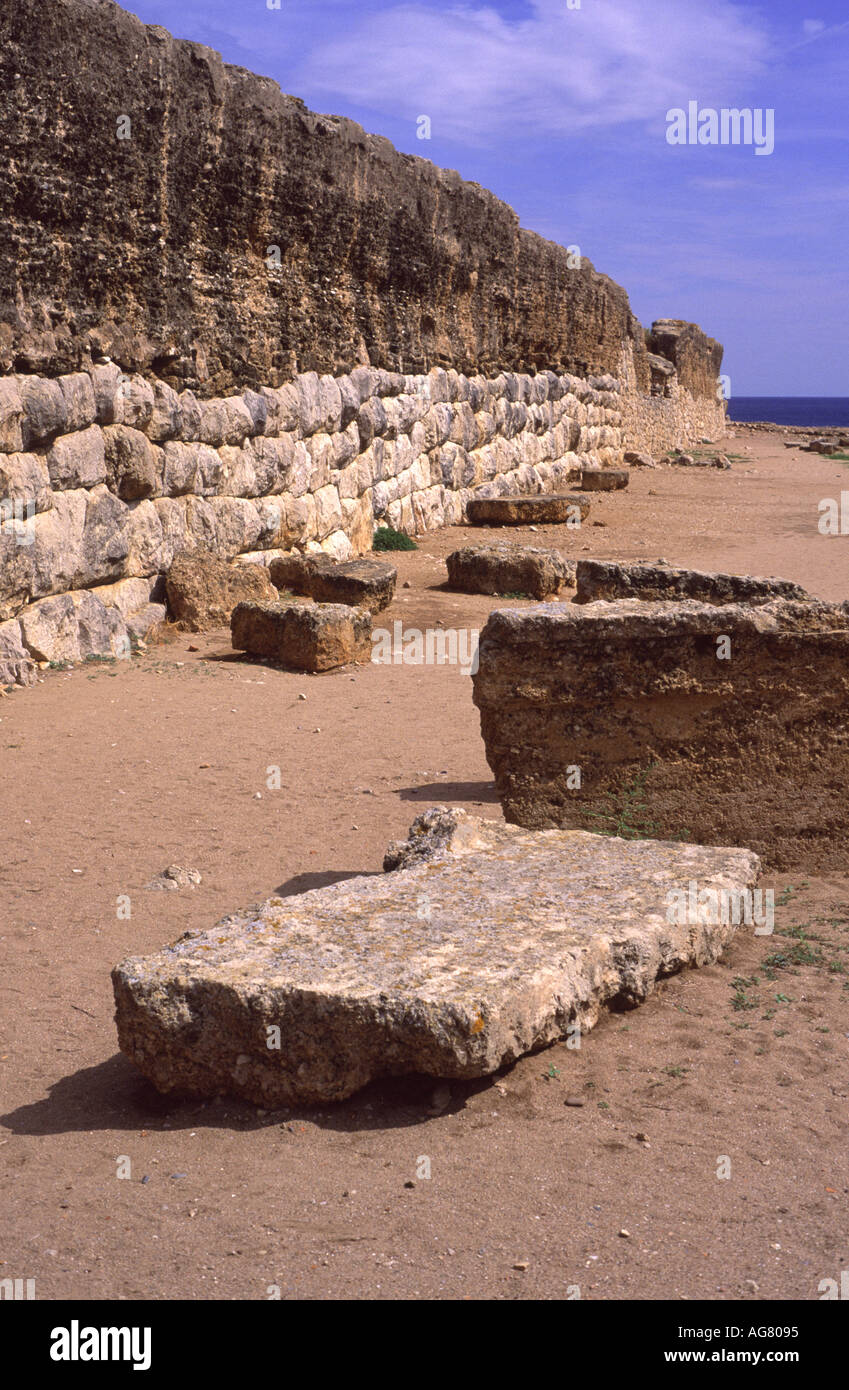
[
  {"xmin": 579, "ymin": 467, "xmax": 629, "ymax": 491},
  {"xmin": 231, "ymin": 600, "xmax": 372, "ymax": 671},
  {"xmin": 112, "ymin": 806, "xmax": 759, "ymax": 1105},
  {"xmin": 165, "ymin": 549, "xmax": 277, "ymax": 631},
  {"xmin": 473, "ymin": 596, "xmax": 849, "ymax": 870},
  {"xmin": 466, "ymin": 493, "xmax": 590, "ymax": 526},
  {"xmin": 269, "ymin": 553, "xmax": 396, "ymax": 611},
  {"xmin": 46, "ymin": 425, "xmax": 107, "ymax": 490},
  {"xmin": 575, "ymin": 561, "xmax": 811, "ymax": 607},
  {"xmin": 446, "ymin": 545, "xmax": 575, "ymax": 600}
]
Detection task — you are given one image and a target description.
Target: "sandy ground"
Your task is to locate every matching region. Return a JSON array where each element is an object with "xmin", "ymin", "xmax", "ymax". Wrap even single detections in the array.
[{"xmin": 1, "ymin": 429, "xmax": 848, "ymax": 1301}]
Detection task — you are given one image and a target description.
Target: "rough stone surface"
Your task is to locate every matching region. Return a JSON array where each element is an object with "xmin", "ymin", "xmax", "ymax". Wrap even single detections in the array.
[
  {"xmin": 145, "ymin": 865, "xmax": 202, "ymax": 892},
  {"xmin": 574, "ymin": 561, "xmax": 811, "ymax": 607},
  {"xmin": 579, "ymin": 468, "xmax": 629, "ymax": 491},
  {"xmin": 165, "ymin": 549, "xmax": 277, "ymax": 631},
  {"xmin": 269, "ymin": 553, "xmax": 397, "ymax": 611},
  {"xmin": 473, "ymin": 597, "xmax": 849, "ymax": 870},
  {"xmin": 446, "ymin": 545, "xmax": 575, "ymax": 600},
  {"xmin": 111, "ymin": 807, "xmax": 760, "ymax": 1105},
  {"xmin": 1, "ymin": 2, "xmax": 722, "ymax": 401},
  {"xmin": 18, "ymin": 589, "xmax": 129, "ymax": 664},
  {"xmin": 0, "ymin": 617, "xmax": 37, "ymax": 686},
  {"xmin": 466, "ymin": 494, "xmax": 590, "ymax": 526},
  {"xmin": 663, "ymin": 452, "xmax": 730, "ymax": 469},
  {"xmin": 231, "ymin": 600, "xmax": 372, "ymax": 671}
]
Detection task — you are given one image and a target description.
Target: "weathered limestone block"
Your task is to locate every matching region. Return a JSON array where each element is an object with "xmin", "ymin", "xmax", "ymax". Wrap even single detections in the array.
[
  {"xmin": 241, "ymin": 389, "xmax": 268, "ymax": 437},
  {"xmin": 104, "ymin": 424, "xmax": 163, "ymax": 499},
  {"xmin": 0, "ymin": 519, "xmax": 34, "ymax": 621},
  {"xmin": 17, "ymin": 376, "xmax": 67, "ymax": 446},
  {"xmin": 446, "ymin": 545, "xmax": 575, "ymax": 600},
  {"xmin": 411, "ymin": 485, "xmax": 445, "ymax": 534},
  {"xmin": 18, "ymin": 589, "xmax": 129, "ymax": 663},
  {"xmin": 92, "ymin": 576, "xmax": 155, "ymax": 618},
  {"xmin": 314, "ymin": 484, "xmax": 343, "ymax": 540},
  {"xmin": 165, "ymin": 550, "xmax": 277, "ymax": 631},
  {"xmin": 208, "ymin": 496, "xmax": 264, "ymax": 558},
  {"xmin": 317, "ymin": 529, "xmax": 353, "ymax": 562},
  {"xmin": 579, "ymin": 467, "xmax": 629, "ymax": 491},
  {"xmin": 45, "ymin": 422, "xmax": 106, "ymax": 494},
  {"xmin": 145, "ymin": 380, "xmax": 183, "ymax": 442},
  {"xmin": 0, "ymin": 378, "xmax": 25, "ymax": 452},
  {"xmin": 623, "ymin": 450, "xmax": 657, "ymax": 468},
  {"xmin": 269, "ymin": 553, "xmax": 396, "ymax": 611},
  {"xmin": 0, "ymin": 452, "xmax": 53, "ymax": 513},
  {"xmin": 251, "ymin": 436, "xmax": 296, "ymax": 494},
  {"xmin": 575, "ymin": 561, "xmax": 811, "ymax": 607},
  {"xmin": 337, "ymin": 375, "xmax": 360, "ymax": 429},
  {"xmin": 177, "ymin": 390, "xmax": 202, "ymax": 441},
  {"xmin": 112, "ymin": 806, "xmax": 759, "ymax": 1105},
  {"xmin": 318, "ymin": 375, "xmax": 343, "ymax": 434},
  {"xmin": 306, "ymin": 432, "xmax": 334, "ymax": 491},
  {"xmin": 331, "ymin": 421, "xmax": 360, "ymax": 471},
  {"xmin": 88, "ymin": 363, "xmax": 124, "ymax": 426},
  {"xmin": 198, "ymin": 396, "xmax": 253, "ymax": 448},
  {"xmin": 260, "ymin": 384, "xmax": 297, "ymax": 435},
  {"xmin": 450, "ymin": 402, "xmax": 478, "ymax": 452},
  {"xmin": 356, "ymin": 396, "xmax": 387, "ymax": 451},
  {"xmin": 279, "ymin": 494, "xmax": 317, "ymax": 548},
  {"xmin": 218, "ymin": 444, "xmax": 259, "ymax": 498},
  {"xmin": 340, "ymin": 495, "xmax": 376, "ymax": 553},
  {"xmin": 17, "ymin": 492, "xmax": 83, "ymax": 610},
  {"xmin": 466, "ymin": 493, "xmax": 590, "ymax": 526},
  {"xmin": 118, "ymin": 375, "xmax": 155, "ymax": 431},
  {"xmin": 473, "ymin": 597, "xmax": 849, "ymax": 870},
  {"xmin": 254, "ymin": 497, "xmax": 287, "ymax": 550},
  {"xmin": 56, "ymin": 373, "xmax": 96, "ymax": 432},
  {"xmin": 92, "ymin": 576, "xmax": 164, "ymax": 640},
  {"xmin": 231, "ymin": 600, "xmax": 372, "ymax": 671},
  {"xmin": 0, "ymin": 618, "xmax": 37, "ymax": 686},
  {"xmin": 296, "ymin": 372, "xmax": 323, "ymax": 436}
]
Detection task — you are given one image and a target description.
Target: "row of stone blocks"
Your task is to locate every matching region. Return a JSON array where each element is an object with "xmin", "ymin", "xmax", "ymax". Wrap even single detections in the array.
[{"xmin": 0, "ymin": 366, "xmax": 623, "ymax": 455}]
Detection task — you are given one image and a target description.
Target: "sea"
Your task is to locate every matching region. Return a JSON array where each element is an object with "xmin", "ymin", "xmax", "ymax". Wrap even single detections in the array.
[{"xmin": 728, "ymin": 397, "xmax": 849, "ymax": 428}]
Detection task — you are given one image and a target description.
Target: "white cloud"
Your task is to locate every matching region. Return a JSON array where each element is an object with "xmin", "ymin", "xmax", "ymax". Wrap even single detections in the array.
[{"xmin": 294, "ymin": 0, "xmax": 773, "ymax": 143}]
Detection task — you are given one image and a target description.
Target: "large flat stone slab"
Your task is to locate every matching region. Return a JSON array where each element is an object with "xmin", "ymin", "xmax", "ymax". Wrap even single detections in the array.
[
  {"xmin": 446, "ymin": 545, "xmax": 575, "ymax": 600},
  {"xmin": 466, "ymin": 493, "xmax": 590, "ymax": 526},
  {"xmin": 112, "ymin": 808, "xmax": 759, "ymax": 1106},
  {"xmin": 472, "ymin": 597, "xmax": 849, "ymax": 870}
]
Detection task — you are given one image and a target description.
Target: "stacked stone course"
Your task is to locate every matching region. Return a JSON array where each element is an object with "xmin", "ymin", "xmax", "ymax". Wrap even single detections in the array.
[{"xmin": 1, "ymin": 361, "xmax": 645, "ymax": 680}]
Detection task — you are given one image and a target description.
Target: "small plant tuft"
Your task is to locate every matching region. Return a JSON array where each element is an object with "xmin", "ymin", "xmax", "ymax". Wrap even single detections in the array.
[{"xmin": 372, "ymin": 525, "xmax": 417, "ymax": 552}]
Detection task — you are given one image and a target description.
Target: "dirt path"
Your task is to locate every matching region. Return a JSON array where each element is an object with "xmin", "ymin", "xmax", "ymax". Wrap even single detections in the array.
[{"xmin": 1, "ymin": 429, "xmax": 847, "ymax": 1300}]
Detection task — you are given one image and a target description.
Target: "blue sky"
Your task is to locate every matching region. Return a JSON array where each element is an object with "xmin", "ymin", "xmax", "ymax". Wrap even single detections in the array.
[{"xmin": 125, "ymin": 0, "xmax": 848, "ymax": 395}]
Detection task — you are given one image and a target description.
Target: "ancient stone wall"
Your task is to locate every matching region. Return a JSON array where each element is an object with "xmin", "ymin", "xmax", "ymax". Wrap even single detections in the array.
[
  {"xmin": 0, "ymin": 0, "xmax": 727, "ymax": 684},
  {"xmin": 0, "ymin": 361, "xmax": 626, "ymax": 680},
  {"xmin": 1, "ymin": 0, "xmax": 722, "ymax": 407}
]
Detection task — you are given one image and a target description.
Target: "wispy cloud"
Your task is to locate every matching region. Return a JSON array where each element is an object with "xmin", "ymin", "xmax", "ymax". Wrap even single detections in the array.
[{"xmin": 294, "ymin": 0, "xmax": 773, "ymax": 143}]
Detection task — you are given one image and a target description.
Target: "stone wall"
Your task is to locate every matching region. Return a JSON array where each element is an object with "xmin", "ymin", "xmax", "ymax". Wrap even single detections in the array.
[
  {"xmin": 0, "ymin": 0, "xmax": 728, "ymax": 684},
  {"xmin": 1, "ymin": 0, "xmax": 723, "ymax": 408},
  {"xmin": 0, "ymin": 360, "xmax": 629, "ymax": 680}
]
